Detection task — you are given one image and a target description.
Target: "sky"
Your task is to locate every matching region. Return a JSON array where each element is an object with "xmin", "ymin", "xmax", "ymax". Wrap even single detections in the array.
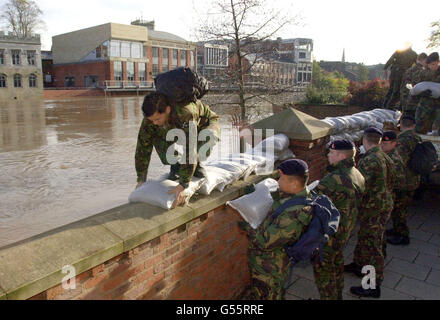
[{"xmin": 1, "ymin": 0, "xmax": 438, "ymax": 65}]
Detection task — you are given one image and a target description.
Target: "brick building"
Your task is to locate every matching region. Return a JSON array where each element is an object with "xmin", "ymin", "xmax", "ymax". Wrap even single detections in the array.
[
  {"xmin": 0, "ymin": 32, "xmax": 43, "ymax": 100},
  {"xmin": 51, "ymin": 21, "xmax": 197, "ymax": 89}
]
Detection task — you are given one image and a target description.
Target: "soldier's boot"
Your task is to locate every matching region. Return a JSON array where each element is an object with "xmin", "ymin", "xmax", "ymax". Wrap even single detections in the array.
[
  {"xmin": 387, "ymin": 234, "xmax": 410, "ymax": 245},
  {"xmin": 168, "ymin": 163, "xmax": 180, "ymax": 181},
  {"xmin": 344, "ymin": 262, "xmax": 363, "ymax": 278},
  {"xmin": 350, "ymin": 285, "xmax": 381, "ymax": 298},
  {"xmin": 193, "ymin": 164, "xmax": 207, "ymax": 178}
]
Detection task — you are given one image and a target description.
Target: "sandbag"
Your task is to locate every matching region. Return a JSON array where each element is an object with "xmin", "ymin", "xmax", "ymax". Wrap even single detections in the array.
[
  {"xmin": 128, "ymin": 177, "xmax": 205, "ymax": 209},
  {"xmin": 410, "ymin": 82, "xmax": 440, "ymax": 99},
  {"xmin": 226, "ymin": 178, "xmax": 279, "ymax": 229},
  {"xmin": 198, "ymin": 165, "xmax": 237, "ymax": 195},
  {"xmin": 154, "ymin": 67, "xmax": 210, "ymax": 104}
]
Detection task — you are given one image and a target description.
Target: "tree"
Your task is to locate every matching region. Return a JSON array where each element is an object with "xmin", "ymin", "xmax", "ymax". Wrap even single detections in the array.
[
  {"xmin": 357, "ymin": 63, "xmax": 369, "ymax": 84},
  {"xmin": 196, "ymin": 0, "xmax": 300, "ymax": 124},
  {"xmin": 0, "ymin": 0, "xmax": 44, "ymax": 37},
  {"xmin": 427, "ymin": 20, "xmax": 440, "ymax": 49}
]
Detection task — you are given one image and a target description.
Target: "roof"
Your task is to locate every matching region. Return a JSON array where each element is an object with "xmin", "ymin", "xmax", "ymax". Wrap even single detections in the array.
[{"xmin": 148, "ymin": 30, "xmax": 188, "ymax": 43}]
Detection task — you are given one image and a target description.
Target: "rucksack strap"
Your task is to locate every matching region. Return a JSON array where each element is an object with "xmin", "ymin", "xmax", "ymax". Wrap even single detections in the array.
[{"xmin": 271, "ymin": 196, "xmax": 312, "ymax": 221}]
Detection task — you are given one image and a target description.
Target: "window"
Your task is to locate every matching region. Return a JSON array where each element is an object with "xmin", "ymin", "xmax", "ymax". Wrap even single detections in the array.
[
  {"xmin": 96, "ymin": 46, "xmax": 101, "ymax": 58},
  {"xmin": 138, "ymin": 63, "xmax": 146, "ymax": 81},
  {"xmin": 162, "ymin": 48, "xmax": 169, "ymax": 71},
  {"xmin": 110, "ymin": 40, "xmax": 120, "ymax": 57},
  {"xmin": 172, "ymin": 49, "xmax": 178, "ymax": 69},
  {"xmin": 180, "ymin": 50, "xmax": 186, "ymax": 67},
  {"xmin": 12, "ymin": 50, "xmax": 20, "ymax": 65},
  {"xmin": 152, "ymin": 47, "xmax": 159, "ymax": 76},
  {"xmin": 0, "ymin": 50, "xmax": 4, "ymax": 64},
  {"xmin": 299, "ymin": 52, "xmax": 306, "ymax": 59},
  {"xmin": 14, "ymin": 74, "xmax": 22, "ymax": 87},
  {"xmin": 190, "ymin": 51, "xmax": 194, "ymax": 69},
  {"xmin": 114, "ymin": 61, "xmax": 123, "ymax": 80},
  {"xmin": 126, "ymin": 62, "xmax": 135, "ymax": 81},
  {"xmin": 131, "ymin": 43, "xmax": 141, "ymax": 59},
  {"xmin": 29, "ymin": 74, "xmax": 37, "ymax": 87},
  {"xmin": 0, "ymin": 74, "xmax": 6, "ymax": 87},
  {"xmin": 65, "ymin": 76, "xmax": 75, "ymax": 87},
  {"xmin": 121, "ymin": 42, "xmax": 131, "ymax": 58}
]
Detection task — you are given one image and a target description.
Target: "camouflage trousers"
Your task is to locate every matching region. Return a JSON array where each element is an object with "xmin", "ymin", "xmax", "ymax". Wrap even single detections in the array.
[
  {"xmin": 312, "ymin": 237, "xmax": 345, "ymax": 300},
  {"xmin": 415, "ymin": 104, "xmax": 440, "ymax": 134},
  {"xmin": 384, "ymin": 71, "xmax": 404, "ymax": 110},
  {"xmin": 392, "ymin": 190, "xmax": 415, "ymax": 238},
  {"xmin": 248, "ymin": 248, "xmax": 289, "ymax": 300},
  {"xmin": 353, "ymin": 209, "xmax": 392, "ymax": 286}
]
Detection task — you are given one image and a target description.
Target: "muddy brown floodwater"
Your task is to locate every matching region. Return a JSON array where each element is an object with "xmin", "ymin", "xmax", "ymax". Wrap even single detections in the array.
[{"xmin": 0, "ymin": 95, "xmax": 273, "ymax": 248}]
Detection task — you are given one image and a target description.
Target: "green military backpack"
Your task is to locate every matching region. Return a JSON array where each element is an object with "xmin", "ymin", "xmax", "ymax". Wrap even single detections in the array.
[{"xmin": 408, "ymin": 141, "xmax": 438, "ymax": 176}]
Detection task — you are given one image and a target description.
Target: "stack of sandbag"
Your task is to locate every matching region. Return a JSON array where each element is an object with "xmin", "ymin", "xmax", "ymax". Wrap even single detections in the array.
[
  {"xmin": 322, "ymin": 109, "xmax": 401, "ymax": 142},
  {"xmin": 199, "ymin": 134, "xmax": 295, "ymax": 195},
  {"xmin": 128, "ymin": 176, "xmax": 205, "ymax": 209}
]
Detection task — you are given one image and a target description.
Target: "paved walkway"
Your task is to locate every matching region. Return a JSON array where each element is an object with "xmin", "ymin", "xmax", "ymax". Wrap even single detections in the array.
[{"xmin": 285, "ymin": 190, "xmax": 440, "ymax": 300}]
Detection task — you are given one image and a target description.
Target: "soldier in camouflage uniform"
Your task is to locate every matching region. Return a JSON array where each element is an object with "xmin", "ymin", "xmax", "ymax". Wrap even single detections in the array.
[
  {"xmin": 387, "ymin": 116, "xmax": 422, "ymax": 245},
  {"xmin": 383, "ymin": 46, "xmax": 418, "ymax": 110},
  {"xmin": 415, "ymin": 52, "xmax": 440, "ymax": 135},
  {"xmin": 240, "ymin": 159, "xmax": 313, "ymax": 300},
  {"xmin": 400, "ymin": 53, "xmax": 427, "ymax": 118},
  {"xmin": 312, "ymin": 140, "xmax": 365, "ymax": 300},
  {"xmin": 345, "ymin": 127, "xmax": 396, "ymax": 298},
  {"xmin": 135, "ymin": 92, "xmax": 219, "ymax": 207}
]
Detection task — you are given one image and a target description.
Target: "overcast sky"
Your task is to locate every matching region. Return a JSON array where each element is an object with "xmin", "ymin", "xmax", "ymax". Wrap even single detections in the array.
[{"xmin": 3, "ymin": 0, "xmax": 438, "ymax": 65}]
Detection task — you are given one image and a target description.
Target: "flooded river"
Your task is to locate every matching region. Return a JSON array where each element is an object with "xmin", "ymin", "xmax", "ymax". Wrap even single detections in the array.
[{"xmin": 0, "ymin": 95, "xmax": 273, "ymax": 248}]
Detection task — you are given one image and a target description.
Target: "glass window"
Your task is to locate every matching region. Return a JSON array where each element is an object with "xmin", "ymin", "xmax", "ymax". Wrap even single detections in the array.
[
  {"xmin": 299, "ymin": 52, "xmax": 306, "ymax": 59},
  {"xmin": 162, "ymin": 48, "xmax": 169, "ymax": 71},
  {"xmin": 138, "ymin": 63, "xmax": 146, "ymax": 81},
  {"xmin": 12, "ymin": 50, "xmax": 20, "ymax": 65},
  {"xmin": 114, "ymin": 61, "xmax": 123, "ymax": 80},
  {"xmin": 96, "ymin": 46, "xmax": 101, "ymax": 58},
  {"xmin": 0, "ymin": 50, "xmax": 4, "ymax": 64},
  {"xmin": 29, "ymin": 74, "xmax": 37, "ymax": 87},
  {"xmin": 0, "ymin": 74, "xmax": 6, "ymax": 87},
  {"xmin": 126, "ymin": 62, "xmax": 135, "ymax": 81},
  {"xmin": 110, "ymin": 40, "xmax": 120, "ymax": 57},
  {"xmin": 172, "ymin": 49, "xmax": 178, "ymax": 69},
  {"xmin": 102, "ymin": 41, "xmax": 109, "ymax": 58},
  {"xmin": 180, "ymin": 50, "xmax": 186, "ymax": 67},
  {"xmin": 121, "ymin": 42, "xmax": 131, "ymax": 58},
  {"xmin": 14, "ymin": 74, "xmax": 22, "ymax": 87},
  {"xmin": 131, "ymin": 43, "xmax": 141, "ymax": 59},
  {"xmin": 190, "ymin": 51, "xmax": 194, "ymax": 69},
  {"xmin": 65, "ymin": 76, "xmax": 75, "ymax": 87}
]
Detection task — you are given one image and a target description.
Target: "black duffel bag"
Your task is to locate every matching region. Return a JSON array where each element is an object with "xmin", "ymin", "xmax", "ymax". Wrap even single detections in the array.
[
  {"xmin": 408, "ymin": 141, "xmax": 438, "ymax": 176},
  {"xmin": 154, "ymin": 67, "xmax": 209, "ymax": 105}
]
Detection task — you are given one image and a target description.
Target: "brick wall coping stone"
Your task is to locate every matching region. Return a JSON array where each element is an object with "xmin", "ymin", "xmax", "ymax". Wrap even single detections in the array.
[{"xmin": 0, "ymin": 174, "xmax": 268, "ymax": 300}]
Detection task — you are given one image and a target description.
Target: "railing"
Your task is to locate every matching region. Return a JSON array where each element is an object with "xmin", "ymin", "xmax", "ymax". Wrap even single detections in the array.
[{"xmin": 103, "ymin": 80, "xmax": 155, "ymax": 90}]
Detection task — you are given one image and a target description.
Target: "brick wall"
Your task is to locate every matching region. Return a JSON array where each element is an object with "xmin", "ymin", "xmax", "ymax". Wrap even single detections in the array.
[
  {"xmin": 28, "ymin": 205, "xmax": 250, "ymax": 300},
  {"xmin": 52, "ymin": 61, "xmax": 111, "ymax": 88},
  {"xmin": 289, "ymin": 136, "xmax": 330, "ymax": 182}
]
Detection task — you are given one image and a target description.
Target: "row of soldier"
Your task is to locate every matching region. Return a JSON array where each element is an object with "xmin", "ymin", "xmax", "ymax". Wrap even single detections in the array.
[
  {"xmin": 242, "ymin": 115, "xmax": 421, "ymax": 300},
  {"xmin": 384, "ymin": 48, "xmax": 440, "ymax": 135}
]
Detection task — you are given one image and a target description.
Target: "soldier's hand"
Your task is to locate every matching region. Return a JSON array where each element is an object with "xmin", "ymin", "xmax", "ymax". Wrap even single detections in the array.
[
  {"xmin": 135, "ymin": 181, "xmax": 144, "ymax": 190},
  {"xmin": 169, "ymin": 184, "xmax": 186, "ymax": 208}
]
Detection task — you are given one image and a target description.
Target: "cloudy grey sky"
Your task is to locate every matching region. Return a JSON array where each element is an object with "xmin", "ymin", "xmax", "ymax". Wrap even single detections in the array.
[{"xmin": 3, "ymin": 0, "xmax": 439, "ymax": 65}]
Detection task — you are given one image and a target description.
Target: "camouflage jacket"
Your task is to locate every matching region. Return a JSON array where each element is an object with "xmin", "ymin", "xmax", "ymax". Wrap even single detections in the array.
[
  {"xmin": 357, "ymin": 146, "xmax": 396, "ymax": 213},
  {"xmin": 419, "ymin": 69, "xmax": 440, "ymax": 109},
  {"xmin": 396, "ymin": 129, "xmax": 422, "ymax": 190},
  {"xmin": 135, "ymin": 100, "xmax": 220, "ymax": 185},
  {"xmin": 248, "ymin": 188, "xmax": 313, "ymax": 255},
  {"xmin": 315, "ymin": 157, "xmax": 365, "ymax": 244},
  {"xmin": 401, "ymin": 63, "xmax": 426, "ymax": 108},
  {"xmin": 385, "ymin": 148, "xmax": 407, "ymax": 191}
]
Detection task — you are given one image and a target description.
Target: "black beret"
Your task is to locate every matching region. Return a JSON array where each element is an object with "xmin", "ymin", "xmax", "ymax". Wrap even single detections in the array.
[
  {"xmin": 364, "ymin": 127, "xmax": 383, "ymax": 136},
  {"xmin": 329, "ymin": 139, "xmax": 355, "ymax": 150},
  {"xmin": 278, "ymin": 159, "xmax": 309, "ymax": 176},
  {"xmin": 401, "ymin": 114, "xmax": 416, "ymax": 123},
  {"xmin": 382, "ymin": 131, "xmax": 397, "ymax": 141},
  {"xmin": 426, "ymin": 52, "xmax": 439, "ymax": 64}
]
